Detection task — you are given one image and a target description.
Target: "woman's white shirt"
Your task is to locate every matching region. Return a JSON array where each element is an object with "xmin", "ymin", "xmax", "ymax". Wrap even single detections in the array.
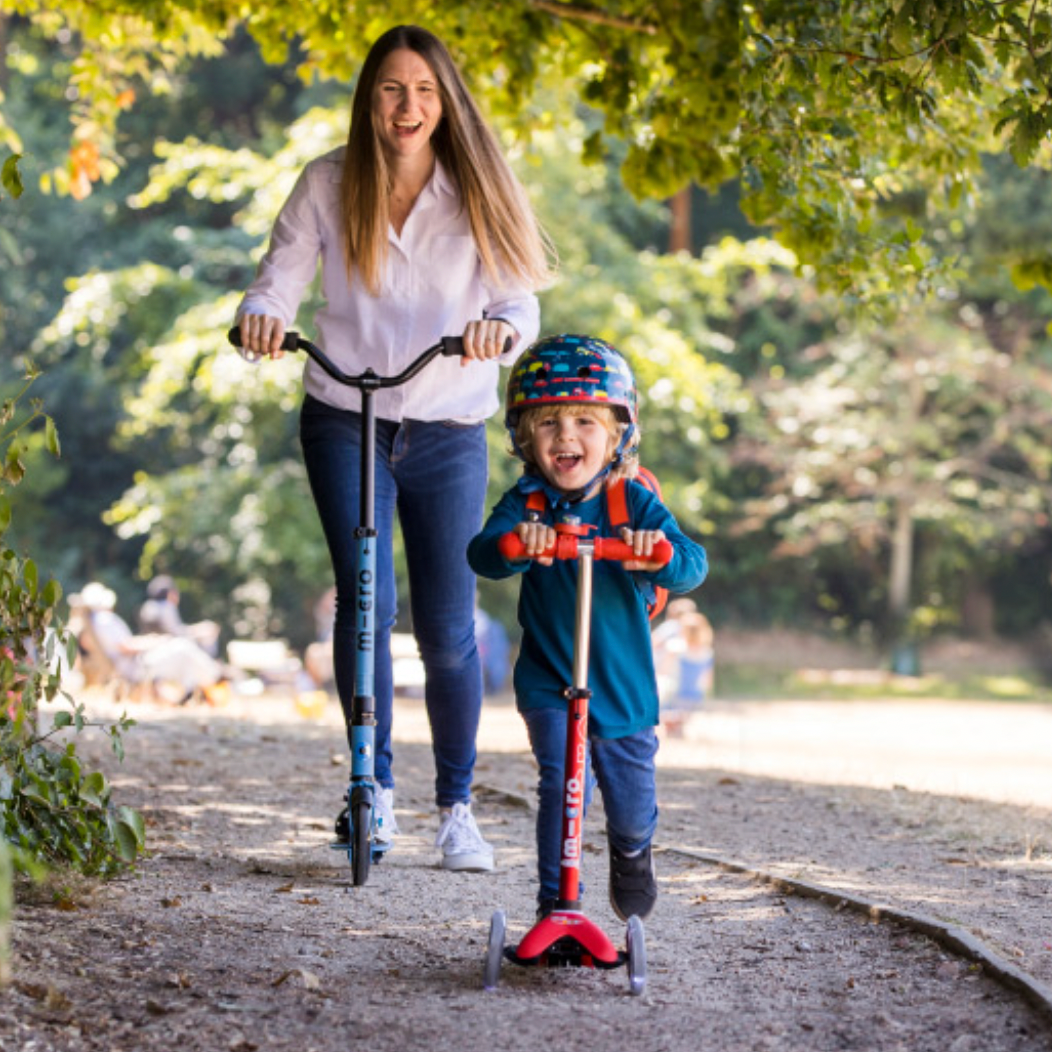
[{"xmin": 237, "ymin": 147, "xmax": 540, "ymax": 424}]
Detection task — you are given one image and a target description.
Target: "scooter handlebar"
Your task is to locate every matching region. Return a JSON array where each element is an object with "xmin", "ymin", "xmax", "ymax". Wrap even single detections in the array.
[
  {"xmin": 227, "ymin": 328, "xmax": 500, "ymax": 359},
  {"xmin": 498, "ymin": 532, "xmax": 673, "ymax": 566},
  {"xmin": 227, "ymin": 327, "xmax": 477, "ymax": 388}
]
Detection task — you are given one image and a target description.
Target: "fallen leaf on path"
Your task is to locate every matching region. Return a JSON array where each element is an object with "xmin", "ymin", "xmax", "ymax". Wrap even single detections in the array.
[{"xmin": 272, "ymin": 968, "xmax": 321, "ymax": 990}]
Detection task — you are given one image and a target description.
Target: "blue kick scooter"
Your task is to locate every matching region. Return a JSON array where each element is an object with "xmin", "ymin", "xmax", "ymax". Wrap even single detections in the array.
[{"xmin": 230, "ymin": 326, "xmax": 467, "ymax": 885}]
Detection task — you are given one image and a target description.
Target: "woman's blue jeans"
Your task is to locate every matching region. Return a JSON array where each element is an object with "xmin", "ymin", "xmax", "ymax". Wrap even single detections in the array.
[
  {"xmin": 522, "ymin": 706, "xmax": 659, "ymax": 904},
  {"xmin": 300, "ymin": 395, "xmax": 487, "ymax": 807}
]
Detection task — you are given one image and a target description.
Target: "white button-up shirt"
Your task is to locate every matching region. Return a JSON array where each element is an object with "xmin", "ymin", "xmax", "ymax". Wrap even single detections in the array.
[{"xmin": 237, "ymin": 147, "xmax": 540, "ymax": 423}]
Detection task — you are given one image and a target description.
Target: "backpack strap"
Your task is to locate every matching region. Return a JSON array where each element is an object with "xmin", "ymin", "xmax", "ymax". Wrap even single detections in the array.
[
  {"xmin": 604, "ymin": 472, "xmax": 669, "ymax": 620},
  {"xmin": 606, "ymin": 477, "xmax": 631, "ymax": 531},
  {"xmin": 524, "ymin": 490, "xmax": 547, "ymax": 522}
]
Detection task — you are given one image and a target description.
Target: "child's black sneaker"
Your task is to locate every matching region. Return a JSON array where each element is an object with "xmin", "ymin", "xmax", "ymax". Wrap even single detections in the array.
[
  {"xmin": 608, "ymin": 844, "xmax": 657, "ymax": 921},
  {"xmin": 536, "ymin": 897, "xmax": 558, "ymax": 921}
]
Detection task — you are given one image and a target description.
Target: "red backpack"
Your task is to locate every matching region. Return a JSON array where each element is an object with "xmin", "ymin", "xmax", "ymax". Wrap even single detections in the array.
[{"xmin": 524, "ymin": 466, "xmax": 669, "ymax": 620}]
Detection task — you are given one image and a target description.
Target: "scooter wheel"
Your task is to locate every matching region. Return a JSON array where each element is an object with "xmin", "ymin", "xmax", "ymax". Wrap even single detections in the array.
[
  {"xmin": 626, "ymin": 914, "xmax": 646, "ymax": 996},
  {"xmin": 482, "ymin": 910, "xmax": 506, "ymax": 991},
  {"xmin": 351, "ymin": 799, "xmax": 372, "ymax": 887}
]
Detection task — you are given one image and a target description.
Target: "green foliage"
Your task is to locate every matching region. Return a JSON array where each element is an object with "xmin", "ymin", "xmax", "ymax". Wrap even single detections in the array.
[
  {"xmin": 0, "ymin": 366, "xmax": 143, "ymax": 879},
  {"xmin": 7, "ymin": 0, "xmax": 1052, "ymax": 300},
  {"xmin": 742, "ymin": 0, "xmax": 1052, "ymax": 302},
  {"xmin": 1, "ymin": 717, "xmax": 143, "ymax": 878},
  {"xmin": 1, "ymin": 1, "xmax": 740, "ymax": 200},
  {"xmin": 736, "ymin": 312, "xmax": 1052, "ymax": 637},
  {"xmin": 0, "ymin": 153, "xmax": 23, "ymax": 199}
]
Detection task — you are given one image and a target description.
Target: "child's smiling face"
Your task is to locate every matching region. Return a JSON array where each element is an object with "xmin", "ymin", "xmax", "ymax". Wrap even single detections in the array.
[{"xmin": 531, "ymin": 406, "xmax": 619, "ymax": 496}]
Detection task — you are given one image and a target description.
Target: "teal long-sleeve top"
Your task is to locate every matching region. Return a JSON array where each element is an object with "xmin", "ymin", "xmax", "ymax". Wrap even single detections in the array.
[{"xmin": 467, "ymin": 480, "xmax": 709, "ymax": 739}]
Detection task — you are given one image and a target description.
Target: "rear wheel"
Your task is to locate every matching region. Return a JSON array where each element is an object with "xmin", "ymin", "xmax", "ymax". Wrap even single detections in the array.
[
  {"xmin": 626, "ymin": 915, "xmax": 646, "ymax": 996},
  {"xmin": 351, "ymin": 799, "xmax": 372, "ymax": 887},
  {"xmin": 483, "ymin": 910, "xmax": 506, "ymax": 991}
]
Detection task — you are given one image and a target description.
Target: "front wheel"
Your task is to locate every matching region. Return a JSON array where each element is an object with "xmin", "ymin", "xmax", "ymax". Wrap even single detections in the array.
[
  {"xmin": 482, "ymin": 910, "xmax": 506, "ymax": 991},
  {"xmin": 351, "ymin": 799, "xmax": 372, "ymax": 886},
  {"xmin": 626, "ymin": 915, "xmax": 646, "ymax": 996}
]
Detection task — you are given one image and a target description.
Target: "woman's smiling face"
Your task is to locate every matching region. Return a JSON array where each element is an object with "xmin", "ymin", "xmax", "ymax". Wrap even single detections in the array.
[
  {"xmin": 531, "ymin": 407, "xmax": 619, "ymax": 496},
  {"xmin": 372, "ymin": 48, "xmax": 443, "ymax": 161}
]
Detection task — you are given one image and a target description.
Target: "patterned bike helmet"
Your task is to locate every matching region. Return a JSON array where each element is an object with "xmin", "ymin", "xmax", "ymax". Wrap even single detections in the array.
[{"xmin": 505, "ymin": 334, "xmax": 638, "ymax": 432}]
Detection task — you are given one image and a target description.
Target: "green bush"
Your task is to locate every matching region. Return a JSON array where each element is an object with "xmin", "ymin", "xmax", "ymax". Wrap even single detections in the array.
[{"xmin": 1, "ymin": 363, "xmax": 143, "ymax": 878}]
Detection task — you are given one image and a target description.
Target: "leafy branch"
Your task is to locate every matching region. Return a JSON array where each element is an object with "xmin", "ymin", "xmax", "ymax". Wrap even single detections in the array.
[{"xmin": 527, "ymin": 0, "xmax": 657, "ymax": 35}]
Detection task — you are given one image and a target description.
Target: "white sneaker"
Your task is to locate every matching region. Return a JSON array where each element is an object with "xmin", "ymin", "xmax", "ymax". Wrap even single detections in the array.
[
  {"xmin": 374, "ymin": 786, "xmax": 399, "ymax": 847},
  {"xmin": 435, "ymin": 801, "xmax": 494, "ymax": 872}
]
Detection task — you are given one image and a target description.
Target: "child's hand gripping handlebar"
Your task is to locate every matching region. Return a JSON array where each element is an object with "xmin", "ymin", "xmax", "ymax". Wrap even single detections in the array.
[{"xmin": 497, "ymin": 531, "xmax": 673, "ymax": 567}]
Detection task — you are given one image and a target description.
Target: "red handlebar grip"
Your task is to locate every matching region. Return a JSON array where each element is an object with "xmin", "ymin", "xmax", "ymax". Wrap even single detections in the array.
[
  {"xmin": 593, "ymin": 537, "xmax": 673, "ymax": 566},
  {"xmin": 497, "ymin": 533, "xmax": 580, "ymax": 561},
  {"xmin": 498, "ymin": 533, "xmax": 671, "ymax": 565},
  {"xmin": 498, "ymin": 533, "xmax": 528, "ymax": 560}
]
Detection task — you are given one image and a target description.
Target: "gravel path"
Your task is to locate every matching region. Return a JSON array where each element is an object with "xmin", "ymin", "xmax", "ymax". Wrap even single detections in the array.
[{"xmin": 3, "ymin": 690, "xmax": 1051, "ymax": 1051}]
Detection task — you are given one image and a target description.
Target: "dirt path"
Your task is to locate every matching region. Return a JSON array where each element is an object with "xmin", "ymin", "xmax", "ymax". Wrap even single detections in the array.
[{"xmin": 4, "ymin": 690, "xmax": 1052, "ymax": 1051}]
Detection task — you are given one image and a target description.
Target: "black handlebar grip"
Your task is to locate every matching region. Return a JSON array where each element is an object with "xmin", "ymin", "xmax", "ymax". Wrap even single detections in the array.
[
  {"xmin": 438, "ymin": 334, "xmax": 514, "ymax": 357},
  {"xmin": 227, "ymin": 326, "xmax": 300, "ymax": 351}
]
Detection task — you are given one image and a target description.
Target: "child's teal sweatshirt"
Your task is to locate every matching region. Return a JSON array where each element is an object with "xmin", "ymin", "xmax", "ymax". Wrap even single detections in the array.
[{"xmin": 467, "ymin": 480, "xmax": 708, "ymax": 738}]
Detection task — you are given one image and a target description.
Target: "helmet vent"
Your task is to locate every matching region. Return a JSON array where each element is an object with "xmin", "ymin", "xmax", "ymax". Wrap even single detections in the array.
[{"xmin": 576, "ymin": 366, "xmax": 592, "ymax": 378}]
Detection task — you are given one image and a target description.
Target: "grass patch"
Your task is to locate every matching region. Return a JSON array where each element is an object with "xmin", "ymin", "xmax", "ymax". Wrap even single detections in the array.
[{"xmin": 715, "ymin": 664, "xmax": 1052, "ymax": 702}]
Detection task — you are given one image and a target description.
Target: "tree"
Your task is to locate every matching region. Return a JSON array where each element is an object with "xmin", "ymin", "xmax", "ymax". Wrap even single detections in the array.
[
  {"xmin": 5, "ymin": 1, "xmax": 1052, "ymax": 299},
  {"xmin": 736, "ymin": 313, "xmax": 1052, "ymax": 653},
  {"xmin": 742, "ymin": 0, "xmax": 1052, "ymax": 299}
]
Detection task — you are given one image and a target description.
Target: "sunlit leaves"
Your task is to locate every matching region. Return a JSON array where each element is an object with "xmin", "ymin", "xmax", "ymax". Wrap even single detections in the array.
[
  {"xmin": 0, "ymin": 155, "xmax": 23, "ymax": 200},
  {"xmin": 741, "ymin": 0, "xmax": 1052, "ymax": 302}
]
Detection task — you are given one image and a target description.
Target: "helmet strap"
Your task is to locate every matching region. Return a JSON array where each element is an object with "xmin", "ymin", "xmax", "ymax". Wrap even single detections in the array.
[{"xmin": 514, "ymin": 423, "xmax": 637, "ymax": 511}]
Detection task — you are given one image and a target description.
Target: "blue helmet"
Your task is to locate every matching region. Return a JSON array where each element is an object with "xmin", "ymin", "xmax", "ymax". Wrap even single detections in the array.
[{"xmin": 505, "ymin": 334, "xmax": 638, "ymax": 432}]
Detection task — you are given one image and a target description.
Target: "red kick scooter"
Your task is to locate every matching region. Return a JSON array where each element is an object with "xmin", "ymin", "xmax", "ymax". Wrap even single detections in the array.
[{"xmin": 482, "ymin": 517, "xmax": 672, "ymax": 996}]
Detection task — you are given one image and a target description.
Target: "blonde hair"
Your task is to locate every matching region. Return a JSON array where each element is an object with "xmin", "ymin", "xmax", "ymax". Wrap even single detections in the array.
[
  {"xmin": 340, "ymin": 25, "xmax": 556, "ymax": 296},
  {"xmin": 514, "ymin": 403, "xmax": 640, "ymax": 484},
  {"xmin": 680, "ymin": 612, "xmax": 714, "ymax": 649}
]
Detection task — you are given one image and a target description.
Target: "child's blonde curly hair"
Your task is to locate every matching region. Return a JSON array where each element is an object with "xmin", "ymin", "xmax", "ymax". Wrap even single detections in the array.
[{"xmin": 512, "ymin": 403, "xmax": 640, "ymax": 485}]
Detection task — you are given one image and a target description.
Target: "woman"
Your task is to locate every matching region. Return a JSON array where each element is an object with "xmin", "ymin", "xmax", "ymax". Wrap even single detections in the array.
[{"xmin": 236, "ymin": 25, "xmax": 553, "ymax": 872}]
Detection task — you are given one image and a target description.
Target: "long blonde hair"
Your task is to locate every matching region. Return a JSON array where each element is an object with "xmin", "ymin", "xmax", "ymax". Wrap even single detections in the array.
[{"xmin": 340, "ymin": 25, "xmax": 556, "ymax": 296}]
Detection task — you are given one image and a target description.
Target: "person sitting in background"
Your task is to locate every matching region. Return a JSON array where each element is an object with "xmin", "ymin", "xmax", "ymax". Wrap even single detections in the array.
[
  {"xmin": 139, "ymin": 575, "xmax": 220, "ymax": 657},
  {"xmin": 73, "ymin": 581, "xmax": 227, "ymax": 705}
]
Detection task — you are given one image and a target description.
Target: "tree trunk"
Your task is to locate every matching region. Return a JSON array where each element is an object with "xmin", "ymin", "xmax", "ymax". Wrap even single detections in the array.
[
  {"xmin": 669, "ymin": 187, "xmax": 692, "ymax": 254},
  {"xmin": 888, "ymin": 498, "xmax": 914, "ymax": 627},
  {"xmin": 888, "ymin": 498, "xmax": 920, "ymax": 674},
  {"xmin": 961, "ymin": 577, "xmax": 996, "ymax": 639}
]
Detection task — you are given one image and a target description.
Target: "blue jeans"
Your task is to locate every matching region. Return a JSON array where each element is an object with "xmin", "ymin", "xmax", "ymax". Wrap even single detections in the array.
[
  {"xmin": 299, "ymin": 395, "xmax": 487, "ymax": 806},
  {"xmin": 522, "ymin": 706, "xmax": 659, "ymax": 904}
]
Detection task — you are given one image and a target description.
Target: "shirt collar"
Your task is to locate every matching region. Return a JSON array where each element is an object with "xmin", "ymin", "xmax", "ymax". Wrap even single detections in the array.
[
  {"xmin": 326, "ymin": 148, "xmax": 457, "ymax": 202},
  {"xmin": 430, "ymin": 159, "xmax": 458, "ymax": 200}
]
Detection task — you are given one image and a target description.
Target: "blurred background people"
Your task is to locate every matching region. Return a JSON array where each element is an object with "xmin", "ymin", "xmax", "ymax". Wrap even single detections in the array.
[{"xmin": 655, "ymin": 610, "xmax": 715, "ymax": 738}]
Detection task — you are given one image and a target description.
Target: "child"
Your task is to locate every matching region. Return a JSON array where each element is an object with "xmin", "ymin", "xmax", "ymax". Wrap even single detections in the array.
[
  {"xmin": 656, "ymin": 610, "xmax": 715, "ymax": 737},
  {"xmin": 467, "ymin": 334, "xmax": 708, "ymax": 921}
]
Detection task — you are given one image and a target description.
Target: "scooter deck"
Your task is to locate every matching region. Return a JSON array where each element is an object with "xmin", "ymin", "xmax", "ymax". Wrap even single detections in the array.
[{"xmin": 506, "ymin": 910, "xmax": 625, "ymax": 969}]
